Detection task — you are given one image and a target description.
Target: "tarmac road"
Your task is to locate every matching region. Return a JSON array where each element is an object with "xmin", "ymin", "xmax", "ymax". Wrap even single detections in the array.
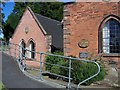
[{"xmin": 1, "ymin": 52, "xmax": 57, "ymax": 89}]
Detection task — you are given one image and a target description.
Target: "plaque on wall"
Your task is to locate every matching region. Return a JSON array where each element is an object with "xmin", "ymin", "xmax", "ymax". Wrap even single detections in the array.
[
  {"xmin": 78, "ymin": 39, "xmax": 89, "ymax": 48},
  {"xmin": 25, "ymin": 27, "xmax": 29, "ymax": 34},
  {"xmin": 79, "ymin": 52, "xmax": 88, "ymax": 58}
]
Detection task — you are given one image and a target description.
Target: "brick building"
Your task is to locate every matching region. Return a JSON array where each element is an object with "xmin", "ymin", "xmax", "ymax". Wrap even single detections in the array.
[
  {"xmin": 10, "ymin": 7, "xmax": 63, "ymax": 62},
  {"xmin": 63, "ymin": 2, "xmax": 120, "ymax": 67}
]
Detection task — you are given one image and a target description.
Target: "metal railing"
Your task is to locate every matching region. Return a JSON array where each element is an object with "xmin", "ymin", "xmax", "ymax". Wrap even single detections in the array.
[{"xmin": 0, "ymin": 41, "xmax": 101, "ymax": 89}]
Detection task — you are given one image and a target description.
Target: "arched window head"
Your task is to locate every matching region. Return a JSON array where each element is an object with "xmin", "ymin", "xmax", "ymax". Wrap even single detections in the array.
[{"xmin": 102, "ymin": 18, "xmax": 120, "ymax": 54}]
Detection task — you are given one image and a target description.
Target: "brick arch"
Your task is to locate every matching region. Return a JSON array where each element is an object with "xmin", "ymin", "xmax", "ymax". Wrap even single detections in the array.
[
  {"xmin": 19, "ymin": 39, "xmax": 26, "ymax": 46},
  {"xmin": 19, "ymin": 39, "xmax": 26, "ymax": 50},
  {"xmin": 99, "ymin": 15, "xmax": 120, "ymax": 32},
  {"xmin": 27, "ymin": 38, "xmax": 36, "ymax": 47},
  {"xmin": 98, "ymin": 15, "xmax": 120, "ymax": 53}
]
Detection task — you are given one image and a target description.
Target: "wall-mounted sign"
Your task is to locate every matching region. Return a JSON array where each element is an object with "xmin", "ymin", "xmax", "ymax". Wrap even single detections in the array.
[
  {"xmin": 79, "ymin": 52, "xmax": 89, "ymax": 58},
  {"xmin": 78, "ymin": 39, "xmax": 89, "ymax": 48}
]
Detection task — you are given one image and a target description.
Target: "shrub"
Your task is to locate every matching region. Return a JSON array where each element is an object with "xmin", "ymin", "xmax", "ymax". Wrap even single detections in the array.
[
  {"xmin": 45, "ymin": 51, "xmax": 64, "ymax": 72},
  {"xmin": 71, "ymin": 60, "xmax": 106, "ymax": 85},
  {"xmin": 45, "ymin": 51, "xmax": 106, "ymax": 85}
]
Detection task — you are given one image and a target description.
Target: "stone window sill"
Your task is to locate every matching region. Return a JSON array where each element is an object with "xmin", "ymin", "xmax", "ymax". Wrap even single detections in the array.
[{"xmin": 102, "ymin": 53, "xmax": 120, "ymax": 57}]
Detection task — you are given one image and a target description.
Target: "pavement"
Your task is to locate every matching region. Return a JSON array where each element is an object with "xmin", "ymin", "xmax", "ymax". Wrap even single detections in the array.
[{"xmin": 1, "ymin": 52, "xmax": 62, "ymax": 89}]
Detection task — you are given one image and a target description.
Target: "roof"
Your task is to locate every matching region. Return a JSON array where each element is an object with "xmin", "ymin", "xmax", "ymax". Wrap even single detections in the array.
[
  {"xmin": 34, "ymin": 13, "xmax": 63, "ymax": 49},
  {"xmin": 34, "ymin": 13, "xmax": 63, "ymax": 48},
  {"xmin": 28, "ymin": 7, "xmax": 63, "ymax": 49}
]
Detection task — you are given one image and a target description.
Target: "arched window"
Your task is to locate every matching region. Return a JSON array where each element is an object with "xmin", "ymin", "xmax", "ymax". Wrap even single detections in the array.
[
  {"xmin": 101, "ymin": 18, "xmax": 120, "ymax": 54},
  {"xmin": 19, "ymin": 40, "xmax": 26, "ymax": 58},
  {"xmin": 28, "ymin": 40, "xmax": 35, "ymax": 59}
]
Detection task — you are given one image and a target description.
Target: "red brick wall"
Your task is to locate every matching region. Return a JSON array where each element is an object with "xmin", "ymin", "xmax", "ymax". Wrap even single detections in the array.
[
  {"xmin": 10, "ymin": 8, "xmax": 48, "ymax": 62},
  {"xmin": 64, "ymin": 2, "xmax": 120, "ymax": 67}
]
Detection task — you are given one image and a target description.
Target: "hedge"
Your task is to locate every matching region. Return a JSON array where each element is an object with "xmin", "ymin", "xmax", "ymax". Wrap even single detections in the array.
[{"xmin": 45, "ymin": 51, "xmax": 106, "ymax": 85}]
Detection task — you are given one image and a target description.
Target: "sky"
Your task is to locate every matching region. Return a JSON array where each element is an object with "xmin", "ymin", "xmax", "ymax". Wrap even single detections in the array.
[
  {"xmin": 0, "ymin": 1, "xmax": 15, "ymax": 38},
  {"xmin": 2, "ymin": 2, "xmax": 15, "ymax": 21}
]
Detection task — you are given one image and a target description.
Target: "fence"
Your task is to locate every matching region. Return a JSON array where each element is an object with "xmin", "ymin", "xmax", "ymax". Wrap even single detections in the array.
[{"xmin": 1, "ymin": 41, "xmax": 100, "ymax": 89}]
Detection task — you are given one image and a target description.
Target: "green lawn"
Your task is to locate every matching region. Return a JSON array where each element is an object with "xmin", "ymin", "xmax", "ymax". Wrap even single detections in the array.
[
  {"xmin": 0, "ymin": 81, "xmax": 8, "ymax": 90},
  {"xmin": 0, "ymin": 81, "xmax": 3, "ymax": 90}
]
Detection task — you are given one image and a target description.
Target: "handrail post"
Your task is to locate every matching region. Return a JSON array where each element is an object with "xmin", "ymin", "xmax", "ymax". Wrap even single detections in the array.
[
  {"xmin": 18, "ymin": 45, "xmax": 20, "ymax": 61},
  {"xmin": 1, "ymin": 41, "xmax": 3, "ymax": 52},
  {"xmin": 23, "ymin": 56, "xmax": 26, "ymax": 71},
  {"xmin": 18, "ymin": 45, "xmax": 21, "ymax": 63},
  {"xmin": 4, "ymin": 41, "xmax": 6, "ymax": 52},
  {"xmin": 5, "ymin": 42, "xmax": 7, "ymax": 52},
  {"xmin": 15, "ymin": 44, "xmax": 16, "ymax": 58},
  {"xmin": 40, "ymin": 53, "xmax": 43, "ymax": 80},
  {"xmin": 23, "ymin": 48, "xmax": 26, "ymax": 71},
  {"xmin": 68, "ymin": 57, "xmax": 72, "ymax": 89},
  {"xmin": 8, "ymin": 43, "xmax": 11, "ymax": 56},
  {"xmin": 14, "ymin": 44, "xmax": 16, "ymax": 58}
]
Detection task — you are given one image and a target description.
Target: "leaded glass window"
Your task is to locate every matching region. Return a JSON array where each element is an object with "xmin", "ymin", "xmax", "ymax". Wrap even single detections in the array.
[{"xmin": 102, "ymin": 19, "xmax": 120, "ymax": 53}]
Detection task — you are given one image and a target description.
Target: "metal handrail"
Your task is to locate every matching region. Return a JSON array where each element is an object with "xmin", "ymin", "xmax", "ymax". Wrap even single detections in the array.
[
  {"xmin": 44, "ymin": 62, "xmax": 73, "ymax": 70},
  {"xmin": 9, "ymin": 42, "xmax": 73, "ymax": 83},
  {"xmin": 3, "ymin": 42, "xmax": 101, "ymax": 89},
  {"xmin": 77, "ymin": 60, "xmax": 100, "ymax": 89}
]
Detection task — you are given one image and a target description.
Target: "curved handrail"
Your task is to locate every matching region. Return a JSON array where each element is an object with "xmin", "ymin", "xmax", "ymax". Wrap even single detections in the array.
[{"xmin": 77, "ymin": 60, "xmax": 100, "ymax": 90}]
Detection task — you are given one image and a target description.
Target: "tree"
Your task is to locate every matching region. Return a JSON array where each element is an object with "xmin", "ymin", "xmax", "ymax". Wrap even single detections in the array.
[
  {"xmin": 0, "ymin": 1, "xmax": 5, "ymax": 36},
  {"xmin": 3, "ymin": 2, "xmax": 63, "ymax": 41},
  {"xmin": 3, "ymin": 23, "xmax": 14, "ymax": 41}
]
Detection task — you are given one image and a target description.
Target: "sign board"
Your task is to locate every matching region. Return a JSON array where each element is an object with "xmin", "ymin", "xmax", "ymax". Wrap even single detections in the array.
[{"xmin": 79, "ymin": 52, "xmax": 89, "ymax": 58}]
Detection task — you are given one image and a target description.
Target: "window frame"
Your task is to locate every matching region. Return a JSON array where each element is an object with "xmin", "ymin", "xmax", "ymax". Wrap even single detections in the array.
[
  {"xmin": 99, "ymin": 16, "xmax": 120, "ymax": 56},
  {"xmin": 27, "ymin": 38, "xmax": 36, "ymax": 59}
]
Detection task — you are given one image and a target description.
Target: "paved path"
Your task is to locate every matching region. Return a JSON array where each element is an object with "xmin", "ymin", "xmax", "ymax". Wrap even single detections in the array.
[{"xmin": 1, "ymin": 52, "xmax": 56, "ymax": 89}]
